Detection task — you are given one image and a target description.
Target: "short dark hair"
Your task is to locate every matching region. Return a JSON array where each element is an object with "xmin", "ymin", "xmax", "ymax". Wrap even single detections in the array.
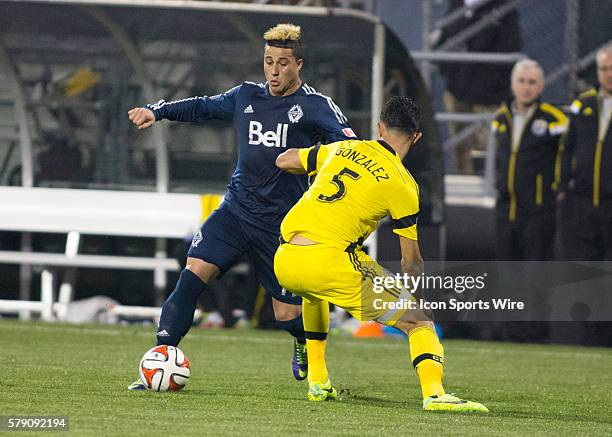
[
  {"xmin": 380, "ymin": 96, "xmax": 420, "ymax": 135},
  {"xmin": 266, "ymin": 40, "xmax": 303, "ymax": 61}
]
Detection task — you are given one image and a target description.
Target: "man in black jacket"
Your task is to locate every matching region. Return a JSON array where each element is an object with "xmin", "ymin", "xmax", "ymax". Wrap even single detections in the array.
[
  {"xmin": 492, "ymin": 59, "xmax": 568, "ymax": 260},
  {"xmin": 560, "ymin": 44, "xmax": 612, "ymax": 260}
]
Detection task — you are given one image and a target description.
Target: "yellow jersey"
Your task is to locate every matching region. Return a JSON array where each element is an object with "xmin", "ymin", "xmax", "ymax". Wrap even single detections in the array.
[{"xmin": 280, "ymin": 139, "xmax": 419, "ymax": 249}]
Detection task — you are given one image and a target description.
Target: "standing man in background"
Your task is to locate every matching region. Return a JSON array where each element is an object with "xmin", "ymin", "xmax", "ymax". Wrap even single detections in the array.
[
  {"xmin": 126, "ymin": 23, "xmax": 356, "ymax": 389},
  {"xmin": 492, "ymin": 59, "xmax": 568, "ymax": 261},
  {"xmin": 560, "ymin": 44, "xmax": 612, "ymax": 260}
]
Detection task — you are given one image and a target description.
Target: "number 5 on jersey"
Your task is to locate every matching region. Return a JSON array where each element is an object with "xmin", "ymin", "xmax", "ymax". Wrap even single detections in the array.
[{"xmin": 318, "ymin": 167, "xmax": 361, "ymax": 203}]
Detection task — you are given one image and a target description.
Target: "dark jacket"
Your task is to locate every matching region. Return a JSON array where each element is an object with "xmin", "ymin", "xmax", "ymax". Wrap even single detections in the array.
[
  {"xmin": 438, "ymin": 0, "xmax": 521, "ymax": 105},
  {"xmin": 493, "ymin": 101, "xmax": 568, "ymax": 221},
  {"xmin": 561, "ymin": 88, "xmax": 612, "ymax": 206}
]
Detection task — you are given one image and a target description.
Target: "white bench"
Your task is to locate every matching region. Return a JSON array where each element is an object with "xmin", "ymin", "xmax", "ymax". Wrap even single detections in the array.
[{"xmin": 0, "ymin": 186, "xmax": 221, "ymax": 321}]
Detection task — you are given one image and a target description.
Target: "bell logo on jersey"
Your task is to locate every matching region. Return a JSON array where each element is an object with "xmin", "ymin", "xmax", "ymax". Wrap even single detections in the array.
[{"xmin": 248, "ymin": 121, "xmax": 289, "ymax": 148}]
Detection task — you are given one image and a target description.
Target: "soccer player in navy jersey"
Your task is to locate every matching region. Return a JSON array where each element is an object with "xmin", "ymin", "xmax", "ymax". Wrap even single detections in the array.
[{"xmin": 127, "ymin": 24, "xmax": 356, "ymax": 389}]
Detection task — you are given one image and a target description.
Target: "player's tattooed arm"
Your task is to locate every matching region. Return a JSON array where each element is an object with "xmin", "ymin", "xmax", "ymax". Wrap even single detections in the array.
[
  {"xmin": 399, "ymin": 236, "xmax": 424, "ymax": 291},
  {"xmin": 276, "ymin": 149, "xmax": 307, "ymax": 174}
]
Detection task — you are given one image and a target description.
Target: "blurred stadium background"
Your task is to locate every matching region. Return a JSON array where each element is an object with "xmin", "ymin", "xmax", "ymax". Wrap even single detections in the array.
[{"xmin": 0, "ymin": 0, "xmax": 610, "ymax": 344}]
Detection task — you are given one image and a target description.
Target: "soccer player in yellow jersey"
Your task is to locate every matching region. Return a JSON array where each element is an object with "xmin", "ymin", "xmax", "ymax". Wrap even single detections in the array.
[{"xmin": 274, "ymin": 97, "xmax": 488, "ymax": 412}]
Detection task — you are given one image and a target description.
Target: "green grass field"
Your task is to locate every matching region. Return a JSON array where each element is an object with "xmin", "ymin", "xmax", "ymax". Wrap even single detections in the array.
[{"xmin": 1, "ymin": 320, "xmax": 610, "ymax": 436}]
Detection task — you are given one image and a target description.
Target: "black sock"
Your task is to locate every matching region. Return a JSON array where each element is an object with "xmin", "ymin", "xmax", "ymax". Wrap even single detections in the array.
[
  {"xmin": 156, "ymin": 269, "xmax": 207, "ymax": 346},
  {"xmin": 276, "ymin": 315, "xmax": 306, "ymax": 344}
]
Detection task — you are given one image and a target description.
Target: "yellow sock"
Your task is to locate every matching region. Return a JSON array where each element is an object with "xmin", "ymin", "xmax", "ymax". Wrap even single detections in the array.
[
  {"xmin": 305, "ymin": 339, "xmax": 328, "ymax": 383},
  {"xmin": 408, "ymin": 325, "xmax": 445, "ymax": 399},
  {"xmin": 302, "ymin": 298, "xmax": 330, "ymax": 384}
]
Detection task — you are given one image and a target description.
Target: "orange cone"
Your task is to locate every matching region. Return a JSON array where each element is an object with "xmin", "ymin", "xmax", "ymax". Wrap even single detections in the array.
[{"xmin": 353, "ymin": 321, "xmax": 384, "ymax": 338}]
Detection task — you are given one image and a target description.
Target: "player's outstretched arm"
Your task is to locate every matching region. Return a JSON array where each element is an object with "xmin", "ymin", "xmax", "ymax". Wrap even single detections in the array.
[
  {"xmin": 128, "ymin": 85, "xmax": 240, "ymax": 130},
  {"xmin": 276, "ymin": 149, "xmax": 307, "ymax": 174},
  {"xmin": 127, "ymin": 107, "xmax": 156, "ymax": 130}
]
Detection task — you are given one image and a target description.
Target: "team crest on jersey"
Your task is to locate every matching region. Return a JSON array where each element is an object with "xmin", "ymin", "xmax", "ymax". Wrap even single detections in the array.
[
  {"xmin": 191, "ymin": 231, "xmax": 203, "ymax": 248},
  {"xmin": 287, "ymin": 104, "xmax": 303, "ymax": 123},
  {"xmin": 531, "ymin": 119, "xmax": 547, "ymax": 137}
]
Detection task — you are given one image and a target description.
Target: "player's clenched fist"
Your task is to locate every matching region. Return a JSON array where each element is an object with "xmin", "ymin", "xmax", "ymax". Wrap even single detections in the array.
[{"xmin": 128, "ymin": 107, "xmax": 156, "ymax": 130}]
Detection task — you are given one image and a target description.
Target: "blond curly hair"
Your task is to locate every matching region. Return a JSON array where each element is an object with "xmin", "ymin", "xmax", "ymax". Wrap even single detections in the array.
[{"xmin": 263, "ymin": 23, "xmax": 301, "ymax": 42}]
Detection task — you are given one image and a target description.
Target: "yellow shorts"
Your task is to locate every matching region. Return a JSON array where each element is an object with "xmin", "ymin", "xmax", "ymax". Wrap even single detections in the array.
[{"xmin": 274, "ymin": 242, "xmax": 418, "ymax": 324}]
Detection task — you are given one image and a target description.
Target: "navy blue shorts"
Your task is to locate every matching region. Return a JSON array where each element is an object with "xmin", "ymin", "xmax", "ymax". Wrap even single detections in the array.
[{"xmin": 187, "ymin": 202, "xmax": 301, "ymax": 305}]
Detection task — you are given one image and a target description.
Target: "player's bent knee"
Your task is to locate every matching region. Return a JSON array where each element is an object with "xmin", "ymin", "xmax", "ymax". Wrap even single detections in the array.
[
  {"xmin": 272, "ymin": 298, "xmax": 302, "ymax": 321},
  {"xmin": 185, "ymin": 257, "xmax": 219, "ymax": 283},
  {"xmin": 394, "ymin": 319, "xmax": 435, "ymax": 336}
]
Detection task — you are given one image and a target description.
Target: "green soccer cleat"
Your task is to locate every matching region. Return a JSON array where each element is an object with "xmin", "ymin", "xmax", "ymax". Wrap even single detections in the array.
[
  {"xmin": 127, "ymin": 379, "xmax": 148, "ymax": 391},
  {"xmin": 292, "ymin": 338, "xmax": 308, "ymax": 381},
  {"xmin": 423, "ymin": 393, "xmax": 489, "ymax": 412},
  {"xmin": 307, "ymin": 380, "xmax": 338, "ymax": 402}
]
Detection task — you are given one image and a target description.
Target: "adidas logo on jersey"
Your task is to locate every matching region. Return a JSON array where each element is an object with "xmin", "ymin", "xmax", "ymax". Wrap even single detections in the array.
[
  {"xmin": 248, "ymin": 121, "xmax": 288, "ymax": 148},
  {"xmin": 243, "ymin": 105, "xmax": 254, "ymax": 114}
]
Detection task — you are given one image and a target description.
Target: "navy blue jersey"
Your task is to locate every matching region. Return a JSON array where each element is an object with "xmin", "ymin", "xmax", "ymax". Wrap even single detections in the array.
[{"xmin": 147, "ymin": 82, "xmax": 356, "ymax": 232}]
